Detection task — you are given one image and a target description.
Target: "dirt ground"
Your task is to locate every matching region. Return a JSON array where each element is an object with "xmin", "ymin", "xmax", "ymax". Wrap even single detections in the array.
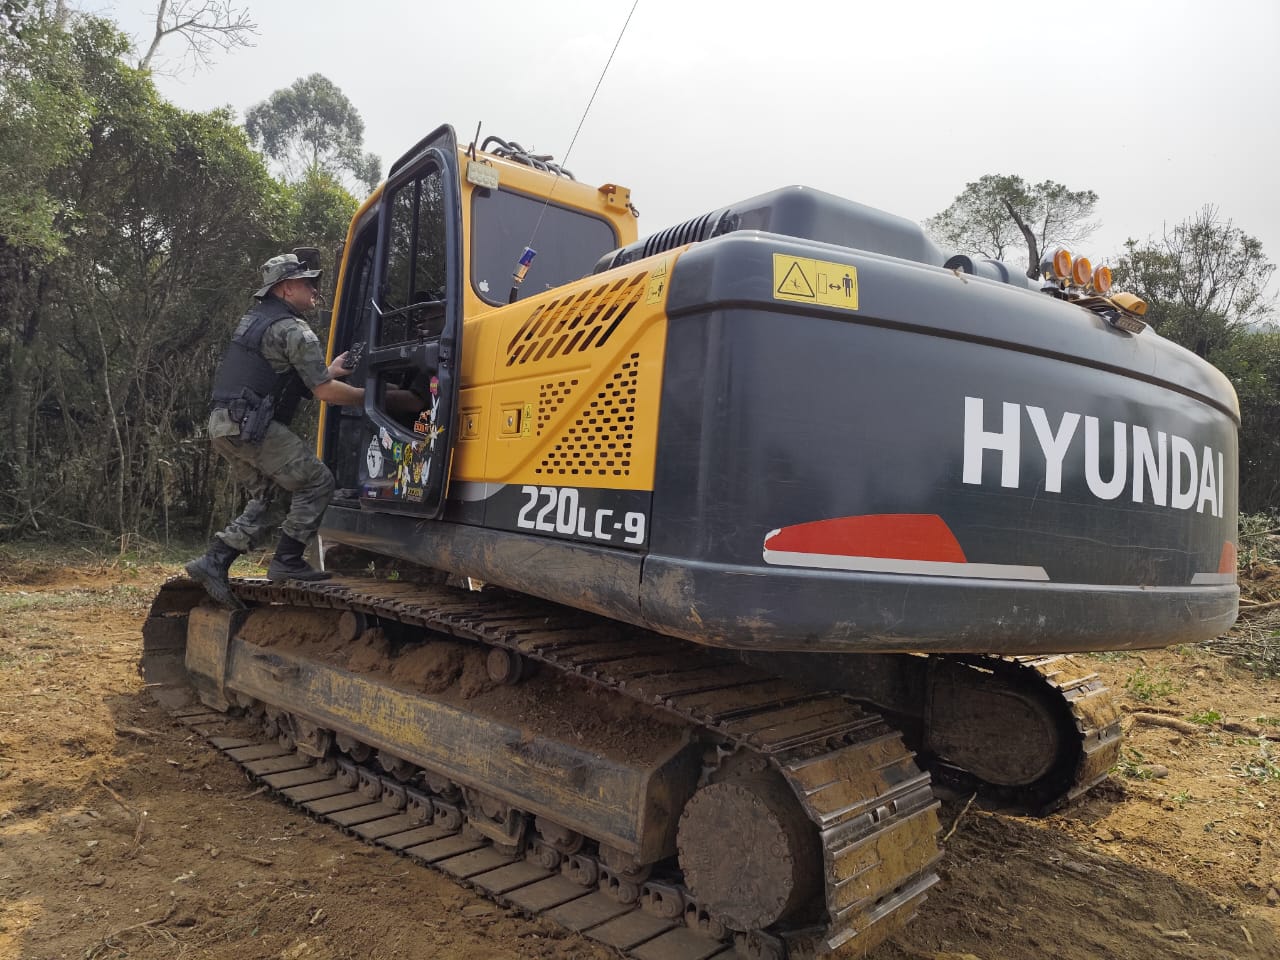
[{"xmin": 2, "ymin": 556, "xmax": 1278, "ymax": 960}]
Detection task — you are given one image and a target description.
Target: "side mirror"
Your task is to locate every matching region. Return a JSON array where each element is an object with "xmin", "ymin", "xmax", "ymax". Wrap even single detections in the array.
[{"xmin": 292, "ymin": 246, "xmax": 322, "ymax": 271}]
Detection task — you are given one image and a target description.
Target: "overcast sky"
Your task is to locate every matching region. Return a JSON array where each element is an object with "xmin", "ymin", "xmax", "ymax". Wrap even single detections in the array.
[{"xmin": 100, "ymin": 0, "xmax": 1279, "ymax": 274}]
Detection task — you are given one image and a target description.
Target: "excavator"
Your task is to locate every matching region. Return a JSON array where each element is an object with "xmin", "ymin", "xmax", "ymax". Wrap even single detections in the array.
[{"xmin": 143, "ymin": 125, "xmax": 1240, "ymax": 959}]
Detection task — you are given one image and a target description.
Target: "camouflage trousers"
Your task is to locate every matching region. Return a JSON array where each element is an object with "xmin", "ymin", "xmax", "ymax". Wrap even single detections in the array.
[{"xmin": 211, "ymin": 420, "xmax": 335, "ymax": 554}]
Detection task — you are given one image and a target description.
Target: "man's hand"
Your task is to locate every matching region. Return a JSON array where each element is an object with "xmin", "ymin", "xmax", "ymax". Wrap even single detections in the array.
[
  {"xmin": 327, "ymin": 353, "xmax": 353, "ymax": 379},
  {"xmin": 330, "ymin": 341, "xmax": 365, "ymax": 377}
]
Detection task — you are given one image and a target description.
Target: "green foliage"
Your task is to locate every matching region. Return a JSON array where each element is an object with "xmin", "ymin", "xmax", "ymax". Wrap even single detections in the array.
[
  {"xmin": 1114, "ymin": 207, "xmax": 1275, "ymax": 345},
  {"xmin": 1, "ymin": 18, "xmax": 383, "ymax": 544},
  {"xmin": 0, "ymin": 0, "xmax": 33, "ymax": 36},
  {"xmin": 0, "ymin": 583, "xmax": 152, "ymax": 614},
  {"xmin": 282, "ymin": 167, "xmax": 359, "ymax": 269},
  {"xmin": 925, "ymin": 173, "xmax": 1098, "ymax": 277},
  {"xmin": 1186, "ymin": 709, "xmax": 1222, "ymax": 725},
  {"xmin": 1209, "ymin": 333, "xmax": 1280, "ymax": 511},
  {"xmin": 1114, "ymin": 747, "xmax": 1161, "ymax": 780},
  {"xmin": 1124, "ymin": 666, "xmax": 1178, "ymax": 703},
  {"xmin": 244, "ymin": 73, "xmax": 381, "ymax": 192},
  {"xmin": 0, "ymin": 13, "xmax": 126, "ymax": 257},
  {"xmin": 1231, "ymin": 741, "xmax": 1280, "ymax": 782},
  {"xmin": 0, "ymin": 8, "xmax": 288, "ymax": 542},
  {"xmin": 1114, "ymin": 209, "xmax": 1278, "ymax": 511}
]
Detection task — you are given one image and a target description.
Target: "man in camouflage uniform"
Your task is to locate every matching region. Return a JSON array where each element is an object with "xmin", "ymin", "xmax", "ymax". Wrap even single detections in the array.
[{"xmin": 184, "ymin": 253, "xmax": 365, "ymax": 608}]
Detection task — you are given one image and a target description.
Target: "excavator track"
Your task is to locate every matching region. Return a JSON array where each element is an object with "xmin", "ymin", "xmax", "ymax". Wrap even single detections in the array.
[
  {"xmin": 738, "ymin": 646, "xmax": 1124, "ymax": 815},
  {"xmin": 1003, "ymin": 654, "xmax": 1123, "ymax": 805},
  {"xmin": 925, "ymin": 654, "xmax": 1123, "ymax": 813},
  {"xmin": 144, "ymin": 576, "xmax": 943, "ymax": 959}
]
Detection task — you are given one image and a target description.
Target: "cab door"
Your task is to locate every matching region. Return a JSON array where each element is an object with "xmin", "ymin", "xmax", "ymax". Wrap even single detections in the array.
[{"xmin": 361, "ymin": 125, "xmax": 463, "ymax": 518}]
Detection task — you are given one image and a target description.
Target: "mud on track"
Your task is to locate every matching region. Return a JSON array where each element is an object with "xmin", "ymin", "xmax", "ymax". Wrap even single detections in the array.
[{"xmin": 1, "ymin": 561, "xmax": 1277, "ymax": 959}]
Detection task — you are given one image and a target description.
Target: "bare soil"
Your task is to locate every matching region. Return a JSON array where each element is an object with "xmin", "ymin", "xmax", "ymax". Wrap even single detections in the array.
[{"xmin": 1, "ymin": 559, "xmax": 1278, "ymax": 960}]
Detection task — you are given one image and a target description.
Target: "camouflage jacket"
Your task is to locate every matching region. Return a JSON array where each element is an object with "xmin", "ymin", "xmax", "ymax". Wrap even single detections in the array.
[{"xmin": 208, "ymin": 298, "xmax": 332, "ymax": 439}]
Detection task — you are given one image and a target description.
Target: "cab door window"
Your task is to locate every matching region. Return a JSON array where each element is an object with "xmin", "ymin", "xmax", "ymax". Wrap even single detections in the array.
[
  {"xmin": 322, "ymin": 214, "xmax": 377, "ymax": 491},
  {"xmin": 379, "ymin": 169, "xmax": 448, "ymax": 345},
  {"xmin": 372, "ymin": 165, "xmax": 449, "ymax": 433}
]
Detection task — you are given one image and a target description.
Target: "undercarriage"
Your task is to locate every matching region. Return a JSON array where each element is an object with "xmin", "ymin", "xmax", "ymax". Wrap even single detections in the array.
[{"xmin": 142, "ymin": 573, "xmax": 1121, "ymax": 957}]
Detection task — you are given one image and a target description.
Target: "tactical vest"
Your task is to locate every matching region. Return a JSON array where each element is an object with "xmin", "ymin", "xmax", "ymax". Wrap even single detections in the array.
[{"xmin": 210, "ymin": 298, "xmax": 310, "ymax": 428}]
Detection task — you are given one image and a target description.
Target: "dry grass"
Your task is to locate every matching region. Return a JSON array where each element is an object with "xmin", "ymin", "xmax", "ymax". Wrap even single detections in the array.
[
  {"xmin": 1205, "ymin": 512, "xmax": 1280, "ymax": 677},
  {"xmin": 1207, "ymin": 611, "xmax": 1280, "ymax": 677}
]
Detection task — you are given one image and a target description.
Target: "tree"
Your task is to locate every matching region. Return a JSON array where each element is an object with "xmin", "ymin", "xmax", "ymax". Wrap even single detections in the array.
[
  {"xmin": 1, "ymin": 0, "xmax": 33, "ymax": 35},
  {"xmin": 1112, "ymin": 206, "xmax": 1275, "ymax": 357},
  {"xmin": 926, "ymin": 174, "xmax": 1099, "ymax": 279},
  {"xmin": 0, "ymin": 10, "xmax": 131, "ymax": 530},
  {"xmin": 1114, "ymin": 209, "xmax": 1278, "ymax": 512},
  {"xmin": 137, "ymin": 0, "xmax": 257, "ymax": 72},
  {"xmin": 0, "ymin": 3, "xmax": 110, "ymax": 258},
  {"xmin": 0, "ymin": 7, "xmax": 285, "ymax": 541},
  {"xmin": 244, "ymin": 74, "xmax": 381, "ymax": 193},
  {"xmin": 52, "ymin": 98, "xmax": 286, "ymax": 536},
  {"xmin": 1213, "ymin": 331, "xmax": 1280, "ymax": 512},
  {"xmin": 283, "ymin": 167, "xmax": 359, "ymax": 274}
]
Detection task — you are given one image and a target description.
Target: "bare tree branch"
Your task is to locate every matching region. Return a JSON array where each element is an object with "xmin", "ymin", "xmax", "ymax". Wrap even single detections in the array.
[
  {"xmin": 138, "ymin": 0, "xmax": 257, "ymax": 72},
  {"xmin": 1003, "ymin": 198, "xmax": 1041, "ymax": 280}
]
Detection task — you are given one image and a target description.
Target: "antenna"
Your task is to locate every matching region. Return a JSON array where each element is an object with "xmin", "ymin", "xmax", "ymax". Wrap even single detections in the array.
[{"xmin": 509, "ymin": 0, "xmax": 640, "ymax": 303}]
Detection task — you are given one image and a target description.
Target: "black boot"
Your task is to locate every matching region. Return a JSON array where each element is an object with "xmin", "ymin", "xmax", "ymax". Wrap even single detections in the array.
[
  {"xmin": 267, "ymin": 533, "xmax": 332, "ymax": 582},
  {"xmin": 184, "ymin": 539, "xmax": 245, "ymax": 610}
]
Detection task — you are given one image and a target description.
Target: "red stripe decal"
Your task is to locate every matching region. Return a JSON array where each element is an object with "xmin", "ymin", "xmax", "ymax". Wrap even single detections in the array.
[
  {"xmin": 1218, "ymin": 541, "xmax": 1237, "ymax": 575},
  {"xmin": 763, "ymin": 514, "xmax": 967, "ymax": 563}
]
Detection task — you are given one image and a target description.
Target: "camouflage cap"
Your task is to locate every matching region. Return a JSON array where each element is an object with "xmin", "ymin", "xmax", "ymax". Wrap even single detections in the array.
[{"xmin": 254, "ymin": 253, "xmax": 322, "ymax": 299}]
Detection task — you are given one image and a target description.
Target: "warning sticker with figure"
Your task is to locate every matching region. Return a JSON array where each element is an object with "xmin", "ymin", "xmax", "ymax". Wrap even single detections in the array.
[
  {"xmin": 772, "ymin": 253, "xmax": 859, "ymax": 311},
  {"xmin": 645, "ymin": 258, "xmax": 669, "ymax": 305}
]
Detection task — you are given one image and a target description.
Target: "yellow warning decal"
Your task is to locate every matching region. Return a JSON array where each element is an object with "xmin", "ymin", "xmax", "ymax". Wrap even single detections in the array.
[
  {"xmin": 645, "ymin": 258, "xmax": 669, "ymax": 305},
  {"xmin": 772, "ymin": 253, "xmax": 859, "ymax": 311}
]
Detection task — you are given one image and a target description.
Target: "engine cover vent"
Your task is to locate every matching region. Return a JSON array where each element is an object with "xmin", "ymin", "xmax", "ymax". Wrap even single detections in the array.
[
  {"xmin": 537, "ymin": 378, "xmax": 580, "ymax": 437},
  {"xmin": 536, "ymin": 353, "xmax": 640, "ymax": 478},
  {"xmin": 593, "ymin": 185, "xmax": 946, "ymax": 273},
  {"xmin": 506, "ymin": 274, "xmax": 647, "ymax": 366}
]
